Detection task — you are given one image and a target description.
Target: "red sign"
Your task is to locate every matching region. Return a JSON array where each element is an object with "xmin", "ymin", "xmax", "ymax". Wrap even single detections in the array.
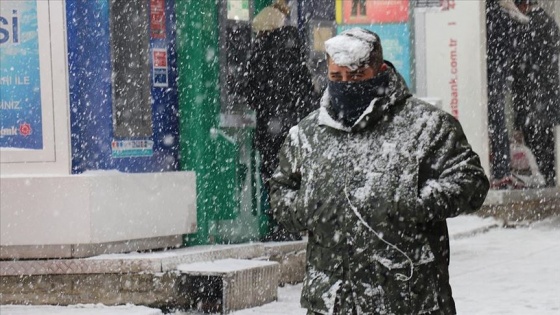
[
  {"xmin": 150, "ymin": 0, "xmax": 166, "ymax": 39},
  {"xmin": 152, "ymin": 49, "xmax": 169, "ymax": 87},
  {"xmin": 19, "ymin": 123, "xmax": 32, "ymax": 137},
  {"xmin": 343, "ymin": 0, "xmax": 409, "ymax": 24},
  {"xmin": 440, "ymin": 0, "xmax": 456, "ymax": 11},
  {"xmin": 153, "ymin": 50, "xmax": 167, "ymax": 68}
]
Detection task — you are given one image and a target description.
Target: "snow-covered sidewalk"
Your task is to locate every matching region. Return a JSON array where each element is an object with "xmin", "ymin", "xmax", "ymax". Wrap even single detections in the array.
[
  {"xmin": 0, "ymin": 304, "xmax": 163, "ymax": 315},
  {"xmin": 229, "ymin": 215, "xmax": 560, "ymax": 315},
  {"xmin": 2, "ymin": 215, "xmax": 559, "ymax": 315},
  {"xmin": 450, "ymin": 216, "xmax": 560, "ymax": 315}
]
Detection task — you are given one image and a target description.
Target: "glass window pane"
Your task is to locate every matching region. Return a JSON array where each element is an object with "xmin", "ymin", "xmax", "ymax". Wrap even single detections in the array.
[{"xmin": 110, "ymin": 0, "xmax": 152, "ymax": 138}]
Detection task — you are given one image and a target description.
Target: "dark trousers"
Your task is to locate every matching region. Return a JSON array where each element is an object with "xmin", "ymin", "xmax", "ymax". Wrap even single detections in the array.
[
  {"xmin": 513, "ymin": 81, "xmax": 557, "ymax": 186},
  {"xmin": 520, "ymin": 122, "xmax": 556, "ymax": 186},
  {"xmin": 487, "ymin": 61, "xmax": 511, "ymax": 180}
]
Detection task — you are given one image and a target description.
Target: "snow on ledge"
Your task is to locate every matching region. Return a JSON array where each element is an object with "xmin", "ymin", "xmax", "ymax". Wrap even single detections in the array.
[{"xmin": 176, "ymin": 258, "xmax": 278, "ymax": 275}]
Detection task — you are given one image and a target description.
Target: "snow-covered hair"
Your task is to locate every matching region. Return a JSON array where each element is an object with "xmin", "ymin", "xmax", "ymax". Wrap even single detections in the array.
[{"xmin": 324, "ymin": 28, "xmax": 383, "ymax": 70}]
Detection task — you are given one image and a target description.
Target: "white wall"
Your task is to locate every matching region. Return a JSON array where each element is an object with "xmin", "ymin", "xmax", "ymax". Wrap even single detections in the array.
[
  {"xmin": 1, "ymin": 172, "xmax": 197, "ymax": 248},
  {"xmin": 419, "ymin": 1, "xmax": 490, "ymax": 175},
  {"xmin": 0, "ymin": 1, "xmax": 199, "ymax": 259},
  {"xmin": 557, "ymin": 0, "xmax": 560, "ymax": 24},
  {"xmin": 539, "ymin": 0, "xmax": 559, "ymax": 24}
]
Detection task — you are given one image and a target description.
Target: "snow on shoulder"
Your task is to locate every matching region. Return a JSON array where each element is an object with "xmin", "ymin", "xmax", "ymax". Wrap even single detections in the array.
[{"xmin": 324, "ymin": 28, "xmax": 378, "ymax": 70}]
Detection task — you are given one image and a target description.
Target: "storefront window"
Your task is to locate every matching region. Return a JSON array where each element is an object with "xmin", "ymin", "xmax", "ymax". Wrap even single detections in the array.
[
  {"xmin": 351, "ymin": 0, "xmax": 367, "ymax": 17},
  {"xmin": 109, "ymin": 0, "xmax": 152, "ymax": 138}
]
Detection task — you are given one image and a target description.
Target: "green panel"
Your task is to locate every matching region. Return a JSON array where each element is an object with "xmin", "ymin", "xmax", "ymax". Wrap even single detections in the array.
[
  {"xmin": 212, "ymin": 133, "xmax": 240, "ymax": 220},
  {"xmin": 254, "ymin": 0, "xmax": 274, "ymax": 15},
  {"xmin": 213, "ymin": 126, "xmax": 262, "ymax": 243},
  {"xmin": 176, "ymin": 0, "xmax": 221, "ymax": 246},
  {"xmin": 176, "ymin": 0, "xmax": 273, "ymax": 245}
]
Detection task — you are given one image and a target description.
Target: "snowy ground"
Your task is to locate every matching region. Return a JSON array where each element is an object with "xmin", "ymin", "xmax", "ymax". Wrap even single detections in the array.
[
  {"xmin": 2, "ymin": 215, "xmax": 559, "ymax": 315},
  {"xmin": 450, "ymin": 216, "xmax": 560, "ymax": 315},
  {"xmin": 228, "ymin": 215, "xmax": 560, "ymax": 315}
]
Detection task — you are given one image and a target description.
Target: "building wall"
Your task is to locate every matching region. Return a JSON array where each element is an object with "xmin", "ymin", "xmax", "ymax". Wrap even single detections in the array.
[{"xmin": 0, "ymin": 0, "xmax": 197, "ymax": 259}]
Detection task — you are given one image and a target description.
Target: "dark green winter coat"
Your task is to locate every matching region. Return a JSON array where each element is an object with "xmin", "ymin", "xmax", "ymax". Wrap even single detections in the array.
[{"xmin": 269, "ymin": 66, "xmax": 489, "ymax": 315}]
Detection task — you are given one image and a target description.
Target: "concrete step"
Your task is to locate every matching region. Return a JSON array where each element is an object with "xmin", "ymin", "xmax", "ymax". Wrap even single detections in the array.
[
  {"xmin": 479, "ymin": 187, "xmax": 560, "ymax": 223},
  {"xmin": 176, "ymin": 259, "xmax": 279, "ymax": 314},
  {"xmin": 0, "ymin": 242, "xmax": 304, "ymax": 310}
]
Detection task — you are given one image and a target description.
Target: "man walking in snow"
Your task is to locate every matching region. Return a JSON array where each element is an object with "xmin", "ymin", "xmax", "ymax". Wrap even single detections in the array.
[
  {"xmin": 247, "ymin": 1, "xmax": 317, "ymax": 241},
  {"xmin": 485, "ymin": 0, "xmax": 529, "ymax": 189},
  {"xmin": 269, "ymin": 28, "xmax": 489, "ymax": 314},
  {"xmin": 512, "ymin": 0, "xmax": 560, "ymax": 187}
]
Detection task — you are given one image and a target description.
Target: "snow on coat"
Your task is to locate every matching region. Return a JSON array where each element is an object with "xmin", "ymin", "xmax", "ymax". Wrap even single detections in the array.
[{"xmin": 269, "ymin": 65, "xmax": 490, "ymax": 315}]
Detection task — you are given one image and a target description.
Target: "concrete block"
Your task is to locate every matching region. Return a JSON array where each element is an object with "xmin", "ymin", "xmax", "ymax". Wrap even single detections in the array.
[
  {"xmin": 263, "ymin": 240, "xmax": 307, "ymax": 285},
  {"xmin": 159, "ymin": 244, "xmax": 265, "ymax": 272},
  {"xmin": 0, "ymin": 172, "xmax": 197, "ymax": 259},
  {"xmin": 177, "ymin": 259, "xmax": 279, "ymax": 313},
  {"xmin": 0, "ymin": 242, "xmax": 304, "ymax": 311},
  {"xmin": 0, "ymin": 273, "xmax": 190, "ymax": 309},
  {"xmin": 479, "ymin": 187, "xmax": 560, "ymax": 223},
  {"xmin": 268, "ymin": 250, "xmax": 306, "ymax": 285}
]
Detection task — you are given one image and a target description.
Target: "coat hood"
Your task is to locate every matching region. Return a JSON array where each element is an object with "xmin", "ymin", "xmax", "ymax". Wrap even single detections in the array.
[
  {"xmin": 318, "ymin": 61, "xmax": 411, "ymax": 132},
  {"xmin": 252, "ymin": 6, "xmax": 287, "ymax": 33}
]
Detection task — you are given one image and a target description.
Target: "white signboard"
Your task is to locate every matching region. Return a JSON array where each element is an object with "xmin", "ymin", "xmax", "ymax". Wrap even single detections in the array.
[
  {"xmin": 227, "ymin": 0, "xmax": 249, "ymax": 21},
  {"xmin": 422, "ymin": 0, "xmax": 489, "ymax": 174},
  {"xmin": 0, "ymin": 0, "xmax": 56, "ymax": 163},
  {"xmin": 1, "ymin": 0, "xmax": 71, "ymax": 175}
]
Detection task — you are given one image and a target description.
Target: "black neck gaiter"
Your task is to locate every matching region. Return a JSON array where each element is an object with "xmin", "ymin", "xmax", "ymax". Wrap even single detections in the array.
[{"xmin": 328, "ymin": 71, "xmax": 390, "ymax": 126}]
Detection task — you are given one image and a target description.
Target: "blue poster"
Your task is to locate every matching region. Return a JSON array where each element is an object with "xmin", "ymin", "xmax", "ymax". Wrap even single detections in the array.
[
  {"xmin": 338, "ymin": 23, "xmax": 411, "ymax": 88},
  {"xmin": 0, "ymin": 1, "xmax": 43, "ymax": 149}
]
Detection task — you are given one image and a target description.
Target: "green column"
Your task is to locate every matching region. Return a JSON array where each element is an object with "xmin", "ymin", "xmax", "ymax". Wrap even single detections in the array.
[
  {"xmin": 254, "ymin": 0, "xmax": 273, "ymax": 15},
  {"xmin": 175, "ymin": 0, "xmax": 220, "ymax": 246}
]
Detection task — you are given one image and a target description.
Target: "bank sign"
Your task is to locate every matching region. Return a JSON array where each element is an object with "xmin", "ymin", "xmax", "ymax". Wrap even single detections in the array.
[{"xmin": 0, "ymin": 1, "xmax": 43, "ymax": 149}]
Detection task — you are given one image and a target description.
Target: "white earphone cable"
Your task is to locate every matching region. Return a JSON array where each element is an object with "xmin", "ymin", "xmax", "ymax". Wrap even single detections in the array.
[{"xmin": 344, "ymin": 186, "xmax": 414, "ymax": 281}]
